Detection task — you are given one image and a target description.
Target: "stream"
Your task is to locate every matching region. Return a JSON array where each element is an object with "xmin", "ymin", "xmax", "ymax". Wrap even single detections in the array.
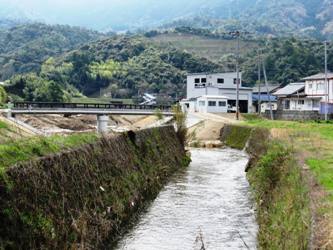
[{"xmin": 115, "ymin": 148, "xmax": 257, "ymax": 250}]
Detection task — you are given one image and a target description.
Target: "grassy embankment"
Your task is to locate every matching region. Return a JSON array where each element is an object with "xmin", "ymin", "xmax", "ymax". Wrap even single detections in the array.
[
  {"xmin": 0, "ymin": 129, "xmax": 98, "ymax": 174},
  {"xmin": 222, "ymin": 123, "xmax": 310, "ymax": 249},
  {"xmin": 0, "ymin": 119, "xmax": 34, "ymax": 144},
  {"xmin": 243, "ymin": 115, "xmax": 333, "ymax": 249}
]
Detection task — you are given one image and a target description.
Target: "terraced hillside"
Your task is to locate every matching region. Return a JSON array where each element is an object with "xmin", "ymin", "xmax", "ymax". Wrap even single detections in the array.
[{"xmin": 150, "ymin": 33, "xmax": 259, "ymax": 65}]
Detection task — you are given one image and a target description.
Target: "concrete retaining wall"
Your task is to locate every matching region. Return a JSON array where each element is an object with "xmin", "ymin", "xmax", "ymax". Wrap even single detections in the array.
[{"xmin": 263, "ymin": 110, "xmax": 333, "ymax": 121}]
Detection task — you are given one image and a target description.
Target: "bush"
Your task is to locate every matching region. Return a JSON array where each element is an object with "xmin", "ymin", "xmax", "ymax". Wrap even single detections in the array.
[{"xmin": 172, "ymin": 104, "xmax": 187, "ymax": 146}]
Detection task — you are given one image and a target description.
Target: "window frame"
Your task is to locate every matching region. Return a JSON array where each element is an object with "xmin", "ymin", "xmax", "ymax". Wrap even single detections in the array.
[
  {"xmin": 297, "ymin": 100, "xmax": 305, "ymax": 105},
  {"xmin": 217, "ymin": 78, "xmax": 224, "ymax": 84},
  {"xmin": 208, "ymin": 101, "xmax": 217, "ymax": 107},
  {"xmin": 219, "ymin": 101, "xmax": 227, "ymax": 107}
]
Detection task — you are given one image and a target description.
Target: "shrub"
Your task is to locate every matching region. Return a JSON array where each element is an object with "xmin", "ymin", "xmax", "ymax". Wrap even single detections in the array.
[{"xmin": 172, "ymin": 104, "xmax": 187, "ymax": 146}]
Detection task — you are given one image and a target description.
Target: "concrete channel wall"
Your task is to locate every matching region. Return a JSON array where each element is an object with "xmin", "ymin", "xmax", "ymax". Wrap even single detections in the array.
[{"xmin": 0, "ymin": 126, "xmax": 189, "ymax": 249}]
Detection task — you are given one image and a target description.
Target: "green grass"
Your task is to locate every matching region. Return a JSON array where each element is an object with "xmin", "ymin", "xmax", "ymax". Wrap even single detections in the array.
[
  {"xmin": 222, "ymin": 125, "xmax": 252, "ymax": 150},
  {"xmin": 248, "ymin": 142, "xmax": 310, "ymax": 249},
  {"xmin": 245, "ymin": 118, "xmax": 333, "ymax": 140},
  {"xmin": 244, "ymin": 116, "xmax": 333, "ymax": 248},
  {"xmin": 0, "ymin": 121, "xmax": 9, "ymax": 130},
  {"xmin": 0, "ymin": 133, "xmax": 98, "ymax": 173},
  {"xmin": 307, "ymin": 158, "xmax": 333, "ymax": 201},
  {"xmin": 72, "ymin": 97, "xmax": 134, "ymax": 105}
]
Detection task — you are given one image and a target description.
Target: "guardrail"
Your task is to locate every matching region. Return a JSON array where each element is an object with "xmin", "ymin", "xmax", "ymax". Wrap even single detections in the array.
[{"xmin": 13, "ymin": 102, "xmax": 172, "ymax": 111}]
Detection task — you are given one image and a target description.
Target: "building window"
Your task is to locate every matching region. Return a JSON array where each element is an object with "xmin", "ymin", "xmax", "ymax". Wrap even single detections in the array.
[
  {"xmin": 217, "ymin": 78, "xmax": 224, "ymax": 84},
  {"xmin": 284, "ymin": 100, "xmax": 290, "ymax": 110},
  {"xmin": 199, "ymin": 101, "xmax": 205, "ymax": 107},
  {"xmin": 313, "ymin": 100, "xmax": 320, "ymax": 108},
  {"xmin": 201, "ymin": 78, "xmax": 207, "ymax": 83},
  {"xmin": 219, "ymin": 101, "xmax": 226, "ymax": 107},
  {"xmin": 195, "ymin": 78, "xmax": 200, "ymax": 83},
  {"xmin": 298, "ymin": 100, "xmax": 305, "ymax": 105},
  {"xmin": 208, "ymin": 101, "xmax": 216, "ymax": 107}
]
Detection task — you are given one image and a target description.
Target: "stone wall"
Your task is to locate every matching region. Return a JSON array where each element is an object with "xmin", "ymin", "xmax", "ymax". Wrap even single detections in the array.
[{"xmin": 0, "ymin": 126, "xmax": 189, "ymax": 249}]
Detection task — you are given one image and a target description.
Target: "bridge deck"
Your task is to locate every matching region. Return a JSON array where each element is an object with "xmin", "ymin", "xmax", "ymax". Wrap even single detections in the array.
[{"xmin": 11, "ymin": 102, "xmax": 173, "ymax": 116}]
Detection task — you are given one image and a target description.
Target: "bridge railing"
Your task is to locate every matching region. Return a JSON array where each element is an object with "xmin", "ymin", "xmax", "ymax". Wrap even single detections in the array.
[{"xmin": 13, "ymin": 102, "xmax": 172, "ymax": 112}]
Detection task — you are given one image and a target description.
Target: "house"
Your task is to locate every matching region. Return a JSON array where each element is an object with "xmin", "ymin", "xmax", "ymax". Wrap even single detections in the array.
[
  {"xmin": 273, "ymin": 82, "xmax": 311, "ymax": 111},
  {"xmin": 252, "ymin": 84, "xmax": 280, "ymax": 113},
  {"xmin": 302, "ymin": 73, "xmax": 333, "ymax": 114},
  {"xmin": 185, "ymin": 72, "xmax": 253, "ymax": 113}
]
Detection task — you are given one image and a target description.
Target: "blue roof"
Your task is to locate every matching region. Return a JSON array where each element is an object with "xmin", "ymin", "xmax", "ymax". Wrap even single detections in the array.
[{"xmin": 252, "ymin": 94, "xmax": 277, "ymax": 102}]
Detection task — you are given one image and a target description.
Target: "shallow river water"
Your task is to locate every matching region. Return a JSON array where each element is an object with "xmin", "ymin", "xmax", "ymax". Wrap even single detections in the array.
[{"xmin": 115, "ymin": 148, "xmax": 257, "ymax": 250}]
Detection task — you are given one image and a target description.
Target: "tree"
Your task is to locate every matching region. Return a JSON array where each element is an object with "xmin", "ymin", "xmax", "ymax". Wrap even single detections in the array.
[
  {"xmin": 0, "ymin": 86, "xmax": 7, "ymax": 104},
  {"xmin": 48, "ymin": 81, "xmax": 65, "ymax": 102}
]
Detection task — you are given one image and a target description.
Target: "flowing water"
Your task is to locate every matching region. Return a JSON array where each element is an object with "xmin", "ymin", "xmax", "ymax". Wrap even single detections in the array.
[{"xmin": 115, "ymin": 148, "xmax": 258, "ymax": 250}]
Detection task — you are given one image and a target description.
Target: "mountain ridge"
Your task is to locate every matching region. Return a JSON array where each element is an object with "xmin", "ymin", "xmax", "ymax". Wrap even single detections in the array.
[{"xmin": 0, "ymin": 0, "xmax": 332, "ymax": 38}]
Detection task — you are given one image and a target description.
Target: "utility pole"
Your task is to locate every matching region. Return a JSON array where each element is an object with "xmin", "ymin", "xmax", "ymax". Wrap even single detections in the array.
[
  {"xmin": 258, "ymin": 50, "xmax": 262, "ymax": 114},
  {"xmin": 262, "ymin": 58, "xmax": 274, "ymax": 120},
  {"xmin": 325, "ymin": 41, "xmax": 328, "ymax": 121},
  {"xmin": 227, "ymin": 30, "xmax": 251, "ymax": 119},
  {"xmin": 234, "ymin": 31, "xmax": 240, "ymax": 120}
]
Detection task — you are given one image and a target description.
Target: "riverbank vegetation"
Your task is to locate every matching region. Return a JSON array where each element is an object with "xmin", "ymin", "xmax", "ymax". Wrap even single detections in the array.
[
  {"xmin": 0, "ymin": 132, "xmax": 98, "ymax": 172},
  {"xmin": 0, "ymin": 127, "xmax": 189, "ymax": 249},
  {"xmin": 247, "ymin": 142, "xmax": 310, "ymax": 249},
  {"xmin": 244, "ymin": 116, "xmax": 333, "ymax": 249},
  {"xmin": 221, "ymin": 123, "xmax": 311, "ymax": 248}
]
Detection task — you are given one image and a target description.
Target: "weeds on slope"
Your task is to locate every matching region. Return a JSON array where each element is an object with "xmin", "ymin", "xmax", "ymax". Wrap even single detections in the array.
[
  {"xmin": 244, "ymin": 117, "xmax": 333, "ymax": 248},
  {"xmin": 247, "ymin": 142, "xmax": 310, "ymax": 249},
  {"xmin": 0, "ymin": 133, "xmax": 98, "ymax": 172}
]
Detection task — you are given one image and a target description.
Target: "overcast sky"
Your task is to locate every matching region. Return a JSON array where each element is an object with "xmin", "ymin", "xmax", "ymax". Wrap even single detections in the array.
[{"xmin": 0, "ymin": 0, "xmax": 225, "ymax": 30}]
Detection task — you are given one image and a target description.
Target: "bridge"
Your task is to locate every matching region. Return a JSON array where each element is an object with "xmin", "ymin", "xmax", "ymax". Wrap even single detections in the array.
[{"xmin": 9, "ymin": 102, "xmax": 173, "ymax": 133}]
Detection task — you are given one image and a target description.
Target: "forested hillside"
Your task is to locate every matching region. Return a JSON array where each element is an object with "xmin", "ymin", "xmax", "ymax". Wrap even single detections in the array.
[
  {"xmin": 1, "ymin": 21, "xmax": 333, "ymax": 103},
  {"xmin": 4, "ymin": 36, "xmax": 221, "ymax": 102},
  {"xmin": 148, "ymin": 29, "xmax": 333, "ymax": 85},
  {"xmin": 242, "ymin": 38, "xmax": 333, "ymax": 85},
  {"xmin": 0, "ymin": 23, "xmax": 107, "ymax": 80},
  {"xmin": 162, "ymin": 0, "xmax": 333, "ymax": 39}
]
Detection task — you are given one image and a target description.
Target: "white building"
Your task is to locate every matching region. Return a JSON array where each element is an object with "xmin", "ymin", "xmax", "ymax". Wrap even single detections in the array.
[
  {"xmin": 182, "ymin": 95, "xmax": 228, "ymax": 113},
  {"xmin": 274, "ymin": 82, "xmax": 311, "ymax": 111},
  {"xmin": 184, "ymin": 72, "xmax": 253, "ymax": 113},
  {"xmin": 274, "ymin": 73, "xmax": 333, "ymax": 112},
  {"xmin": 303, "ymin": 73, "xmax": 333, "ymax": 103}
]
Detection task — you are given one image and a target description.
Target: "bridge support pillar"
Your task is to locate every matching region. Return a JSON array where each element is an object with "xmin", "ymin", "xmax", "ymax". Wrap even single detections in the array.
[{"xmin": 97, "ymin": 115, "xmax": 109, "ymax": 134}]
